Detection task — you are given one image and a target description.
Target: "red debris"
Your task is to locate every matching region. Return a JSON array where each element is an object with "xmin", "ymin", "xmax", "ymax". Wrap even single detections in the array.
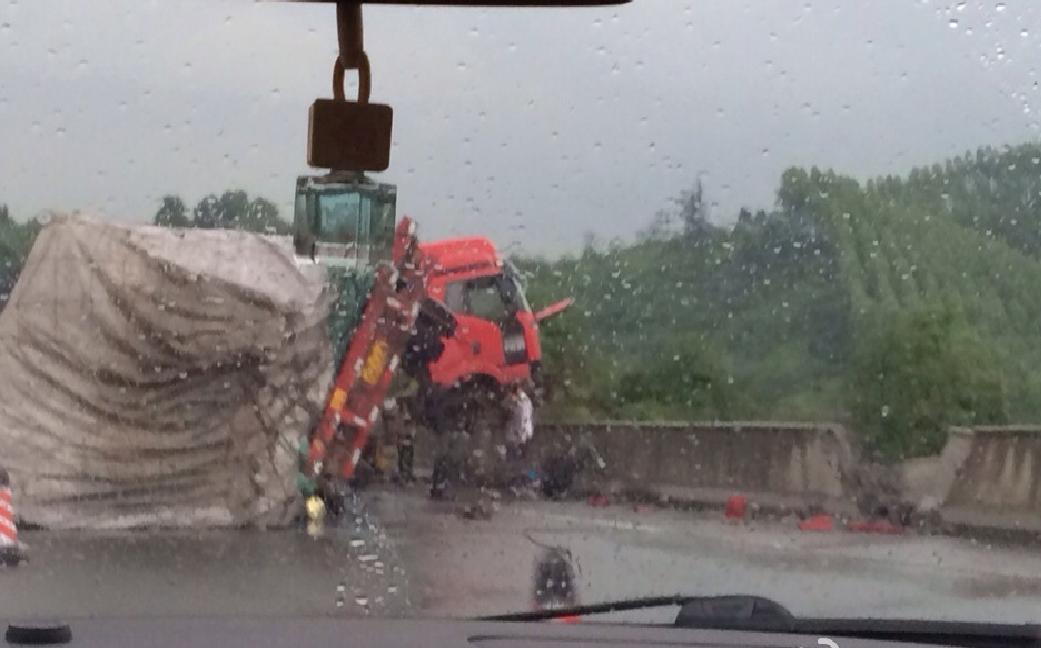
[
  {"xmin": 553, "ymin": 615, "xmax": 581, "ymax": 624},
  {"xmin": 632, "ymin": 504, "xmax": 651, "ymax": 514},
  {"xmin": 724, "ymin": 495, "xmax": 748, "ymax": 520},
  {"xmin": 798, "ymin": 514, "xmax": 835, "ymax": 532},
  {"xmin": 847, "ymin": 519, "xmax": 904, "ymax": 534},
  {"xmin": 587, "ymin": 494, "xmax": 610, "ymax": 507}
]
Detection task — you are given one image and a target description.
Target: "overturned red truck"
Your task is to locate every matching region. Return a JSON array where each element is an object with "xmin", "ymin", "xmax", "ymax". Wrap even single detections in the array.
[{"xmin": 292, "ymin": 173, "xmax": 570, "ymax": 485}]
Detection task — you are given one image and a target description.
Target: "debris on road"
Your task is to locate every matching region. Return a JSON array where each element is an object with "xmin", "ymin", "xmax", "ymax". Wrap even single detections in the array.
[
  {"xmin": 848, "ymin": 519, "xmax": 904, "ymax": 535},
  {"xmin": 799, "ymin": 513, "xmax": 836, "ymax": 532},
  {"xmin": 724, "ymin": 494, "xmax": 748, "ymax": 521},
  {"xmin": 459, "ymin": 498, "xmax": 495, "ymax": 521}
]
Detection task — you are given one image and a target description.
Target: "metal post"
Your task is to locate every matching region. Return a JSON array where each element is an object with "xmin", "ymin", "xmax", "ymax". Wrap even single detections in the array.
[{"xmin": 336, "ymin": 2, "xmax": 364, "ymax": 70}]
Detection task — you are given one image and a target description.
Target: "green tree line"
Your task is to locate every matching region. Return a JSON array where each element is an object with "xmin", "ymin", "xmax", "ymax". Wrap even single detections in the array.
[
  {"xmin": 522, "ymin": 143, "xmax": 1041, "ymax": 460},
  {"xmin": 153, "ymin": 190, "xmax": 291, "ymax": 234},
  {"xmin": 0, "ymin": 190, "xmax": 288, "ymax": 309}
]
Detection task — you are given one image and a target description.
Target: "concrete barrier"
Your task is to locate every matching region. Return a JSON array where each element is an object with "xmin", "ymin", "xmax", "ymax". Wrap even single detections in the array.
[
  {"xmin": 416, "ymin": 420, "xmax": 854, "ymax": 508},
  {"xmin": 900, "ymin": 426, "xmax": 975, "ymax": 507},
  {"xmin": 595, "ymin": 422, "xmax": 1041, "ymax": 527},
  {"xmin": 539, "ymin": 423, "xmax": 1041, "ymax": 522},
  {"xmin": 411, "ymin": 418, "xmax": 1041, "ymax": 533},
  {"xmin": 945, "ymin": 426, "xmax": 1041, "ymax": 509},
  {"xmin": 540, "ymin": 422, "xmax": 853, "ymax": 506},
  {"xmin": 937, "ymin": 426, "xmax": 1041, "ymax": 531}
]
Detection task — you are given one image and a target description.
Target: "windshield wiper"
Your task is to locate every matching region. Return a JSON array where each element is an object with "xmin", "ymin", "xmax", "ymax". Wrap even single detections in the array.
[
  {"xmin": 482, "ymin": 594, "xmax": 693, "ymax": 623},
  {"xmin": 482, "ymin": 594, "xmax": 1041, "ymax": 648}
]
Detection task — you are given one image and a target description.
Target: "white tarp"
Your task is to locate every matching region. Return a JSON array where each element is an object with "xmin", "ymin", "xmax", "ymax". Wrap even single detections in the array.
[{"xmin": 0, "ymin": 216, "xmax": 334, "ymax": 528}]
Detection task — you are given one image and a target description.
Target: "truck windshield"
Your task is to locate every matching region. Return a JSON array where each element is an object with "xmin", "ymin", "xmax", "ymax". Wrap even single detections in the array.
[
  {"xmin": 444, "ymin": 272, "xmax": 528, "ymax": 321},
  {"xmin": 468, "ymin": 276, "xmax": 511, "ymax": 321}
]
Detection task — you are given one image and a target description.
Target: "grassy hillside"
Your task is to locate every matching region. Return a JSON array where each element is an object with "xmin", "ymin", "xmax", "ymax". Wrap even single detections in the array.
[{"xmin": 521, "ymin": 144, "xmax": 1041, "ymax": 460}]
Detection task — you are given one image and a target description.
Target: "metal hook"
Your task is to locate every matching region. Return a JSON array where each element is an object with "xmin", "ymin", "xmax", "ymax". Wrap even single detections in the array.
[
  {"xmin": 333, "ymin": 2, "xmax": 371, "ymax": 104},
  {"xmin": 333, "ymin": 54, "xmax": 371, "ymax": 104}
]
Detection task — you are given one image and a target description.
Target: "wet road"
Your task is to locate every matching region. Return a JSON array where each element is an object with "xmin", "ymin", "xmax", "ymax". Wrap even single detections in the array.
[
  {"xmin": 371, "ymin": 487, "xmax": 1041, "ymax": 624},
  {"xmin": 4, "ymin": 485, "xmax": 1041, "ymax": 624},
  {"xmin": 1, "ymin": 494, "xmax": 412, "ymax": 618}
]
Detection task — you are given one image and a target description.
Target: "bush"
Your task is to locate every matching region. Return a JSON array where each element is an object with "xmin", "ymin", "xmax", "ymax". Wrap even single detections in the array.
[{"xmin": 850, "ymin": 305, "xmax": 1007, "ymax": 460}]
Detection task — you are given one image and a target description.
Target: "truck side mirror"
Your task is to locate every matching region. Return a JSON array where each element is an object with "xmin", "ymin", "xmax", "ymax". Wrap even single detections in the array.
[{"xmin": 534, "ymin": 298, "xmax": 574, "ymax": 323}]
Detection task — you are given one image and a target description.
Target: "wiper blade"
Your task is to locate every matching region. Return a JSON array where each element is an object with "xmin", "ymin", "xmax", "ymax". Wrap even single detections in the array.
[
  {"xmin": 481, "ymin": 594, "xmax": 693, "ymax": 622},
  {"xmin": 483, "ymin": 594, "xmax": 1041, "ymax": 648},
  {"xmin": 483, "ymin": 594, "xmax": 797, "ymax": 627}
]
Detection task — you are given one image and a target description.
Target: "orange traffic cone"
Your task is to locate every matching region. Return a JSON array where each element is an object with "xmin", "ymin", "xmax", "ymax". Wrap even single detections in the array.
[{"xmin": 0, "ymin": 468, "xmax": 23, "ymax": 567}]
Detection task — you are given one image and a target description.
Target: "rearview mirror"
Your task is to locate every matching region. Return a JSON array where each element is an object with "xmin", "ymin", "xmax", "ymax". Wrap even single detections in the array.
[{"xmin": 283, "ymin": 1, "xmax": 629, "ymax": 5}]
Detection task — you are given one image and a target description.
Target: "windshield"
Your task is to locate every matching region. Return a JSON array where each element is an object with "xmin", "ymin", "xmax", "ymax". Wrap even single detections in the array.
[{"xmin": 4, "ymin": 0, "xmax": 1041, "ymax": 629}]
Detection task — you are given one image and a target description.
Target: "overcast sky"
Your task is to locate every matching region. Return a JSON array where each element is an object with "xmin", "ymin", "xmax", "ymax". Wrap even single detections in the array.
[{"xmin": 1, "ymin": 1, "xmax": 1039, "ymax": 255}]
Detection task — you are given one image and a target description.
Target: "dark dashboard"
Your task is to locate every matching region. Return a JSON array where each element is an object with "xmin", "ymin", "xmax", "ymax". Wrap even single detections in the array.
[{"xmin": 0, "ymin": 618, "xmax": 981, "ymax": 648}]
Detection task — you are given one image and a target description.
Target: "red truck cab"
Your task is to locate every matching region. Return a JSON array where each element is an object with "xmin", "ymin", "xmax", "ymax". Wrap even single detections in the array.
[
  {"xmin": 420, "ymin": 237, "xmax": 543, "ymax": 393},
  {"xmin": 290, "ymin": 172, "xmax": 569, "ymax": 433}
]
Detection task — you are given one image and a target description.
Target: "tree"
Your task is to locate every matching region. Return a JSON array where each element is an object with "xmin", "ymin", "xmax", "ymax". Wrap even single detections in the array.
[
  {"xmin": 637, "ymin": 208, "xmax": 678, "ymax": 242},
  {"xmin": 850, "ymin": 306, "xmax": 1007, "ymax": 460},
  {"xmin": 517, "ymin": 147, "xmax": 1041, "ymax": 436},
  {"xmin": 154, "ymin": 195, "xmax": 190, "ymax": 228},
  {"xmin": 777, "ymin": 167, "xmax": 813, "ymax": 214},
  {"xmin": 244, "ymin": 197, "xmax": 290, "ymax": 234},
  {"xmin": 676, "ymin": 178, "xmax": 715, "ymax": 239},
  {"xmin": 214, "ymin": 190, "xmax": 250, "ymax": 229},
  {"xmin": 167, "ymin": 191, "xmax": 291, "ymax": 233},
  {"xmin": 193, "ymin": 194, "xmax": 220, "ymax": 229},
  {"xmin": 580, "ymin": 231, "xmax": 599, "ymax": 259},
  {"xmin": 0, "ymin": 205, "xmax": 41, "ymax": 304},
  {"xmin": 616, "ymin": 334, "xmax": 735, "ymax": 420}
]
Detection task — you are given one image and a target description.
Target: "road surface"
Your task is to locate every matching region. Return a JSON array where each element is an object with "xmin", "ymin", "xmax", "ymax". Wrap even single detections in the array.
[
  {"xmin": 0, "ymin": 493, "xmax": 412, "ymax": 618},
  {"xmin": 4, "ymin": 484, "xmax": 1041, "ymax": 624}
]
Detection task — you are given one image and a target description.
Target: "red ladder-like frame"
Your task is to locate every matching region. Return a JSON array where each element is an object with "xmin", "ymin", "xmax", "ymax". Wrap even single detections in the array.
[{"xmin": 307, "ymin": 217, "xmax": 427, "ymax": 480}]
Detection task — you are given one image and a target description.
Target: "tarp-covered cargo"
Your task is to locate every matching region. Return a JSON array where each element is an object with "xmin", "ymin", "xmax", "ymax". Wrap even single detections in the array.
[{"xmin": 0, "ymin": 216, "xmax": 340, "ymax": 528}]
